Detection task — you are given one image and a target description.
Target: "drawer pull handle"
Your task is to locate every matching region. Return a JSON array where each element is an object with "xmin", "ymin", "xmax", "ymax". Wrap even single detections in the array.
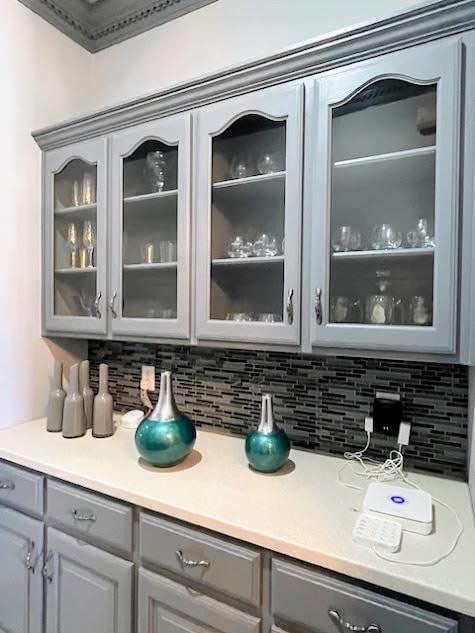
[
  {"xmin": 72, "ymin": 509, "xmax": 96, "ymax": 522},
  {"xmin": 42, "ymin": 552, "xmax": 54, "ymax": 583},
  {"xmin": 329, "ymin": 609, "xmax": 381, "ymax": 633},
  {"xmin": 286, "ymin": 288, "xmax": 294, "ymax": 325},
  {"xmin": 0, "ymin": 480, "xmax": 15, "ymax": 490},
  {"xmin": 315, "ymin": 287, "xmax": 323, "ymax": 325},
  {"xmin": 176, "ymin": 550, "xmax": 210, "ymax": 569},
  {"xmin": 24, "ymin": 541, "xmax": 36, "ymax": 572}
]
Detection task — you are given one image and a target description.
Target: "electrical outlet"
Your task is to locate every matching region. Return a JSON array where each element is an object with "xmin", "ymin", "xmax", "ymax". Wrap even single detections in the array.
[{"xmin": 141, "ymin": 365, "xmax": 155, "ymax": 391}]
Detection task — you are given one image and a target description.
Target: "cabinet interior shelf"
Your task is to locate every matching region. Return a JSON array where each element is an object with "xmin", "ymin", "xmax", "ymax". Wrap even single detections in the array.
[
  {"xmin": 123, "ymin": 262, "xmax": 177, "ymax": 271},
  {"xmin": 213, "ymin": 171, "xmax": 285, "ymax": 189},
  {"xmin": 332, "ymin": 246, "xmax": 435, "ymax": 260},
  {"xmin": 123, "ymin": 190, "xmax": 178, "ymax": 204},
  {"xmin": 212, "ymin": 255, "xmax": 284, "ymax": 266},
  {"xmin": 333, "ymin": 145, "xmax": 436, "ymax": 169},
  {"xmin": 54, "ymin": 267, "xmax": 97, "ymax": 274},
  {"xmin": 54, "ymin": 202, "xmax": 97, "ymax": 215}
]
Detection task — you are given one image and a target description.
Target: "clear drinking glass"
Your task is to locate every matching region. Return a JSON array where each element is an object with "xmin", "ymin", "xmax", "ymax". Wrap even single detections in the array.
[
  {"xmin": 159, "ymin": 240, "xmax": 177, "ymax": 263},
  {"xmin": 257, "ymin": 151, "xmax": 282, "ymax": 175},
  {"xmin": 82, "ymin": 220, "xmax": 96, "ymax": 268},
  {"xmin": 230, "ymin": 155, "xmax": 250, "ymax": 179},
  {"xmin": 145, "ymin": 151, "xmax": 167, "ymax": 192},
  {"xmin": 82, "ymin": 172, "xmax": 95, "ymax": 205},
  {"xmin": 332, "ymin": 226, "xmax": 362, "ymax": 252},
  {"xmin": 67, "ymin": 222, "xmax": 78, "ymax": 268},
  {"xmin": 371, "ymin": 224, "xmax": 402, "ymax": 250},
  {"xmin": 408, "ymin": 296, "xmax": 432, "ymax": 325}
]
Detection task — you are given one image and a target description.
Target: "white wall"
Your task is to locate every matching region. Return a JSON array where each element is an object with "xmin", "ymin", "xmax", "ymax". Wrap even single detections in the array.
[
  {"xmin": 89, "ymin": 0, "xmax": 427, "ymax": 110},
  {"xmin": 0, "ymin": 0, "xmax": 92, "ymax": 427}
]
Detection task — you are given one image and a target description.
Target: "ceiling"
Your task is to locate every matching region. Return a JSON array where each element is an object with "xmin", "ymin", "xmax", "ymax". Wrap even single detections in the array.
[{"xmin": 18, "ymin": 0, "xmax": 218, "ymax": 52}]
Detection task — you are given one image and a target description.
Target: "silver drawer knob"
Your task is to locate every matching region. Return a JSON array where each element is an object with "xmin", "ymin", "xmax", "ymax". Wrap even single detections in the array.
[
  {"xmin": 0, "ymin": 480, "xmax": 15, "ymax": 490},
  {"xmin": 176, "ymin": 549, "xmax": 210, "ymax": 569},
  {"xmin": 329, "ymin": 608, "xmax": 381, "ymax": 633},
  {"xmin": 72, "ymin": 509, "xmax": 96, "ymax": 522}
]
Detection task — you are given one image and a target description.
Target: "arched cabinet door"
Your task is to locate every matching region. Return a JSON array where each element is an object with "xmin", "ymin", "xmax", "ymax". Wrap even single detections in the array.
[
  {"xmin": 110, "ymin": 113, "xmax": 191, "ymax": 339},
  {"xmin": 44, "ymin": 138, "xmax": 108, "ymax": 335},
  {"xmin": 195, "ymin": 84, "xmax": 303, "ymax": 345},
  {"xmin": 307, "ymin": 39, "xmax": 460, "ymax": 353}
]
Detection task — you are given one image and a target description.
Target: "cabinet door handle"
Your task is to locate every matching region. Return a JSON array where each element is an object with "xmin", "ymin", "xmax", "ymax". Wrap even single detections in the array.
[
  {"xmin": 72, "ymin": 509, "xmax": 96, "ymax": 522},
  {"xmin": 0, "ymin": 480, "xmax": 15, "ymax": 490},
  {"xmin": 176, "ymin": 549, "xmax": 210, "ymax": 569},
  {"xmin": 42, "ymin": 551, "xmax": 53, "ymax": 583},
  {"xmin": 24, "ymin": 541, "xmax": 36, "ymax": 572},
  {"xmin": 315, "ymin": 287, "xmax": 323, "ymax": 325},
  {"xmin": 329, "ymin": 608, "xmax": 381, "ymax": 633},
  {"xmin": 286, "ymin": 288, "xmax": 294, "ymax": 325},
  {"xmin": 109, "ymin": 291, "xmax": 118, "ymax": 318},
  {"xmin": 94, "ymin": 291, "xmax": 102, "ymax": 319}
]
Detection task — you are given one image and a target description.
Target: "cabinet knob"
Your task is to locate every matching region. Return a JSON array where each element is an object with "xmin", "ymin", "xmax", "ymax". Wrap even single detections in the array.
[
  {"xmin": 42, "ymin": 551, "xmax": 54, "ymax": 583},
  {"xmin": 176, "ymin": 549, "xmax": 210, "ymax": 569},
  {"xmin": 328, "ymin": 608, "xmax": 381, "ymax": 633},
  {"xmin": 72, "ymin": 509, "xmax": 96, "ymax": 522},
  {"xmin": 94, "ymin": 291, "xmax": 102, "ymax": 319},
  {"xmin": 109, "ymin": 291, "xmax": 118, "ymax": 319},
  {"xmin": 286, "ymin": 288, "xmax": 294, "ymax": 325},
  {"xmin": 315, "ymin": 288, "xmax": 323, "ymax": 325},
  {"xmin": 0, "ymin": 480, "xmax": 15, "ymax": 490}
]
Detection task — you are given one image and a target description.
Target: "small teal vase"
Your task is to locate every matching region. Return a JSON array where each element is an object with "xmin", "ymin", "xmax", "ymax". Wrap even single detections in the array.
[
  {"xmin": 245, "ymin": 394, "xmax": 290, "ymax": 473},
  {"xmin": 135, "ymin": 371, "xmax": 196, "ymax": 467}
]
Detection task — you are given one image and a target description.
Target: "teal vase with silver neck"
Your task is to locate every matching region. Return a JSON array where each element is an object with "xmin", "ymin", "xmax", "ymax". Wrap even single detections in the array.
[
  {"xmin": 135, "ymin": 371, "xmax": 196, "ymax": 467},
  {"xmin": 245, "ymin": 394, "xmax": 290, "ymax": 473}
]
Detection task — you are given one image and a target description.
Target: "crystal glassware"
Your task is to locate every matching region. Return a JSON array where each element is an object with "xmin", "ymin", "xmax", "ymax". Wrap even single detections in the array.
[
  {"xmin": 159, "ymin": 240, "xmax": 177, "ymax": 263},
  {"xmin": 330, "ymin": 297, "xmax": 362, "ymax": 323},
  {"xmin": 230, "ymin": 155, "xmax": 250, "ymax": 179},
  {"xmin": 332, "ymin": 226, "xmax": 362, "ymax": 252},
  {"xmin": 67, "ymin": 222, "xmax": 78, "ymax": 268},
  {"xmin": 228, "ymin": 236, "xmax": 245, "ymax": 258},
  {"xmin": 145, "ymin": 151, "xmax": 167, "ymax": 192},
  {"xmin": 408, "ymin": 296, "xmax": 432, "ymax": 325},
  {"xmin": 257, "ymin": 151, "xmax": 282, "ymax": 175},
  {"xmin": 82, "ymin": 220, "xmax": 96, "ymax": 268},
  {"xmin": 371, "ymin": 224, "xmax": 402, "ymax": 250},
  {"xmin": 257, "ymin": 313, "xmax": 282, "ymax": 323},
  {"xmin": 406, "ymin": 218, "xmax": 435, "ymax": 248},
  {"xmin": 142, "ymin": 243, "xmax": 155, "ymax": 264},
  {"xmin": 72, "ymin": 181, "xmax": 81, "ymax": 207},
  {"xmin": 82, "ymin": 172, "xmax": 95, "ymax": 205},
  {"xmin": 365, "ymin": 271, "xmax": 404, "ymax": 325}
]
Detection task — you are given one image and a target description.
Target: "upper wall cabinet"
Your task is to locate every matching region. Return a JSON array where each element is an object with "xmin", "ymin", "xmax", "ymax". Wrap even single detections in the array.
[
  {"xmin": 110, "ymin": 114, "xmax": 191, "ymax": 339},
  {"xmin": 195, "ymin": 84, "xmax": 304, "ymax": 345},
  {"xmin": 307, "ymin": 40, "xmax": 460, "ymax": 353},
  {"xmin": 44, "ymin": 138, "xmax": 108, "ymax": 335}
]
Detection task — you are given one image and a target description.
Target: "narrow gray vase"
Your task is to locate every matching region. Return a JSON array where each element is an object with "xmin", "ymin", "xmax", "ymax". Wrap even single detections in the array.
[
  {"xmin": 93, "ymin": 363, "xmax": 114, "ymax": 438},
  {"xmin": 46, "ymin": 360, "xmax": 66, "ymax": 432},
  {"xmin": 62, "ymin": 364, "xmax": 86, "ymax": 438},
  {"xmin": 80, "ymin": 360, "xmax": 94, "ymax": 430}
]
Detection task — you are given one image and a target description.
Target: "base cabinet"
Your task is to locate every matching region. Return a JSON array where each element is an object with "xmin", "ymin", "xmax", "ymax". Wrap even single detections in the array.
[
  {"xmin": 0, "ymin": 507, "xmax": 44, "ymax": 633},
  {"xmin": 138, "ymin": 568, "xmax": 261, "ymax": 633},
  {"xmin": 44, "ymin": 527, "xmax": 133, "ymax": 633}
]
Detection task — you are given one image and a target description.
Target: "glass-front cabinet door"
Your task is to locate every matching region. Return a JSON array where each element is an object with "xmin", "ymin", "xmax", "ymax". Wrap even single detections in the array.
[
  {"xmin": 44, "ymin": 138, "xmax": 107, "ymax": 335},
  {"xmin": 110, "ymin": 114, "xmax": 191, "ymax": 339},
  {"xmin": 195, "ymin": 84, "xmax": 303, "ymax": 344},
  {"xmin": 309, "ymin": 40, "xmax": 460, "ymax": 353}
]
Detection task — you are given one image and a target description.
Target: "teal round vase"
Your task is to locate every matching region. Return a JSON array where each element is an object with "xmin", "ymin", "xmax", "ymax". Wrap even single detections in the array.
[
  {"xmin": 135, "ymin": 371, "xmax": 196, "ymax": 467},
  {"xmin": 245, "ymin": 394, "xmax": 290, "ymax": 473}
]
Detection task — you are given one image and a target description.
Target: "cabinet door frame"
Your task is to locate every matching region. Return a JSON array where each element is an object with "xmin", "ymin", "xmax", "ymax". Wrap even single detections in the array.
[
  {"xmin": 0, "ymin": 506, "xmax": 44, "ymax": 633},
  {"xmin": 195, "ymin": 83, "xmax": 304, "ymax": 345},
  {"xmin": 307, "ymin": 39, "xmax": 460, "ymax": 353},
  {"xmin": 43, "ymin": 137, "xmax": 108, "ymax": 335},
  {"xmin": 45, "ymin": 527, "xmax": 133, "ymax": 633},
  {"xmin": 110, "ymin": 113, "xmax": 192, "ymax": 339}
]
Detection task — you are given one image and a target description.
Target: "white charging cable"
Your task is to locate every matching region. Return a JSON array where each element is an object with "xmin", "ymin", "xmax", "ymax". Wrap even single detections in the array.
[{"xmin": 339, "ymin": 430, "xmax": 464, "ymax": 567}]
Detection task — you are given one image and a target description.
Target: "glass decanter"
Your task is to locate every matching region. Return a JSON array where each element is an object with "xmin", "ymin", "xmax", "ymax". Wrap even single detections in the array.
[{"xmin": 365, "ymin": 270, "xmax": 403, "ymax": 325}]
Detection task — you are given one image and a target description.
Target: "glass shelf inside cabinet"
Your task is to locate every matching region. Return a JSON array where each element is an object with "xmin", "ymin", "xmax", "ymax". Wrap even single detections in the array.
[
  {"xmin": 210, "ymin": 114, "xmax": 286, "ymax": 323},
  {"xmin": 122, "ymin": 139, "xmax": 178, "ymax": 319},
  {"xmin": 329, "ymin": 79, "xmax": 436, "ymax": 327},
  {"xmin": 53, "ymin": 158, "xmax": 98, "ymax": 317}
]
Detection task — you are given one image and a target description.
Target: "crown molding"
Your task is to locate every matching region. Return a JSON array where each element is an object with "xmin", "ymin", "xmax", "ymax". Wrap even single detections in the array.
[
  {"xmin": 18, "ymin": 0, "xmax": 217, "ymax": 52},
  {"xmin": 33, "ymin": 0, "xmax": 475, "ymax": 150}
]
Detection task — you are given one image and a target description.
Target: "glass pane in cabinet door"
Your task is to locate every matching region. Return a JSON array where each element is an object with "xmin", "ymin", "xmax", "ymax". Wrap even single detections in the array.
[
  {"xmin": 210, "ymin": 115, "xmax": 286, "ymax": 323},
  {"xmin": 329, "ymin": 79, "xmax": 436, "ymax": 328},
  {"xmin": 122, "ymin": 140, "xmax": 178, "ymax": 319},
  {"xmin": 53, "ymin": 159, "xmax": 98, "ymax": 317}
]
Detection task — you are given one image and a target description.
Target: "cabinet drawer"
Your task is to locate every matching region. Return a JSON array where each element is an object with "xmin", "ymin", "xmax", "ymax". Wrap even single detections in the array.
[
  {"xmin": 138, "ymin": 568, "xmax": 261, "ymax": 633},
  {"xmin": 272, "ymin": 559, "xmax": 458, "ymax": 633},
  {"xmin": 139, "ymin": 512, "xmax": 261, "ymax": 606},
  {"xmin": 47, "ymin": 480, "xmax": 133, "ymax": 553},
  {"xmin": 0, "ymin": 460, "xmax": 44, "ymax": 517}
]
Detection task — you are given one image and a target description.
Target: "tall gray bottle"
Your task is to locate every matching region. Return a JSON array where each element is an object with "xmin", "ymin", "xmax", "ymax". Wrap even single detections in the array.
[
  {"xmin": 62, "ymin": 364, "xmax": 86, "ymax": 438},
  {"xmin": 93, "ymin": 364, "xmax": 114, "ymax": 438},
  {"xmin": 46, "ymin": 360, "xmax": 66, "ymax": 432},
  {"xmin": 80, "ymin": 360, "xmax": 94, "ymax": 430}
]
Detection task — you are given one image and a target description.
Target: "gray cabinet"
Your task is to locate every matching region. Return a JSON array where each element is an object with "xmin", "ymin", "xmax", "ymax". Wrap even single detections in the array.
[
  {"xmin": 306, "ymin": 39, "xmax": 461, "ymax": 354},
  {"xmin": 44, "ymin": 527, "xmax": 133, "ymax": 633},
  {"xmin": 0, "ymin": 506, "xmax": 44, "ymax": 633},
  {"xmin": 195, "ymin": 82, "xmax": 304, "ymax": 345},
  {"xmin": 44, "ymin": 137, "xmax": 108, "ymax": 335},
  {"xmin": 138, "ymin": 568, "xmax": 261, "ymax": 633},
  {"xmin": 110, "ymin": 114, "xmax": 192, "ymax": 339}
]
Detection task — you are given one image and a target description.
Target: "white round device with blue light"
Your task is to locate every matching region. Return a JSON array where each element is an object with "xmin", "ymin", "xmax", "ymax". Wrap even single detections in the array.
[{"xmin": 363, "ymin": 481, "xmax": 433, "ymax": 535}]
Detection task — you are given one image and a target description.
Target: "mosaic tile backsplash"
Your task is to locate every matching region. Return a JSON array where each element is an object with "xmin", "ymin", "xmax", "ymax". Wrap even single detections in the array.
[{"xmin": 89, "ymin": 341, "xmax": 469, "ymax": 479}]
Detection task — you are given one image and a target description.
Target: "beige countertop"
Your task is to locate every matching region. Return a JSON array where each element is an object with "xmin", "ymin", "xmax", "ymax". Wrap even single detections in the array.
[{"xmin": 0, "ymin": 418, "xmax": 474, "ymax": 617}]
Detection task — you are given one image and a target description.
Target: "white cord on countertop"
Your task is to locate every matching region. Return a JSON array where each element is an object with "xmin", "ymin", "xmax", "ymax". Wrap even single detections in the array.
[{"xmin": 339, "ymin": 431, "xmax": 464, "ymax": 567}]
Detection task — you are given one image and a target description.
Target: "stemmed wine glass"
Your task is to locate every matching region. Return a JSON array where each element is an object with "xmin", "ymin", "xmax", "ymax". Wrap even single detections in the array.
[
  {"xmin": 83, "ymin": 221, "xmax": 96, "ymax": 268},
  {"xmin": 67, "ymin": 222, "xmax": 78, "ymax": 268}
]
